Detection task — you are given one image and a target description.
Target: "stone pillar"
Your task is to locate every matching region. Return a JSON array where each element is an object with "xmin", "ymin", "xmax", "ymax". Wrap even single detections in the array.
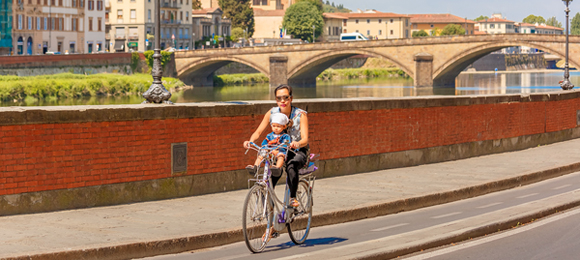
[
  {"xmin": 269, "ymin": 55, "xmax": 288, "ymax": 88},
  {"xmin": 414, "ymin": 53, "xmax": 433, "ymax": 88}
]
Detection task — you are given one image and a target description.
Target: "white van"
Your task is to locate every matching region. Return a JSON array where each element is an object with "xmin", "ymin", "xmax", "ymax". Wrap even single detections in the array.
[{"xmin": 340, "ymin": 33, "xmax": 369, "ymax": 42}]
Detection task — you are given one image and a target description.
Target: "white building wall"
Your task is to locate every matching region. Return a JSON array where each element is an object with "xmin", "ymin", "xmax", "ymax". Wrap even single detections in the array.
[{"xmin": 85, "ymin": 2, "xmax": 106, "ymax": 53}]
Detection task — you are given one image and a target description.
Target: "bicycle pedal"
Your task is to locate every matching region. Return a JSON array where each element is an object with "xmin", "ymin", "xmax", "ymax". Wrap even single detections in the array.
[{"xmin": 271, "ymin": 232, "xmax": 279, "ymax": 238}]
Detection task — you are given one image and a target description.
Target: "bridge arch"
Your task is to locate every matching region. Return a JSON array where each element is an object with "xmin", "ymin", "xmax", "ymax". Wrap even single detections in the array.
[
  {"xmin": 177, "ymin": 57, "xmax": 269, "ymax": 86},
  {"xmin": 433, "ymin": 41, "xmax": 577, "ymax": 87},
  {"xmin": 287, "ymin": 49, "xmax": 414, "ymax": 86}
]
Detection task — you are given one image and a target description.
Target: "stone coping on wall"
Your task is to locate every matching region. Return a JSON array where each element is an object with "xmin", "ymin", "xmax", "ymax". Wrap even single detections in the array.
[{"xmin": 1, "ymin": 90, "xmax": 579, "ymax": 126}]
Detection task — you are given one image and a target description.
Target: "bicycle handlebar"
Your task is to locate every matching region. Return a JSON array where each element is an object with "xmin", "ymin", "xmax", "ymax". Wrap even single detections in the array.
[{"xmin": 245, "ymin": 140, "xmax": 297, "ymax": 155}]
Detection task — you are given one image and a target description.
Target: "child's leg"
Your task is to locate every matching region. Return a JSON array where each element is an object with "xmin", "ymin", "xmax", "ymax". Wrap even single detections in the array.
[
  {"xmin": 254, "ymin": 156, "xmax": 263, "ymax": 167},
  {"xmin": 275, "ymin": 156, "xmax": 285, "ymax": 168}
]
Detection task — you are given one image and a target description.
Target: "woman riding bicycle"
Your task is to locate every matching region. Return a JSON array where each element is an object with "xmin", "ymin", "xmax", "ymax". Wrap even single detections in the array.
[{"xmin": 243, "ymin": 84, "xmax": 309, "ymax": 208}]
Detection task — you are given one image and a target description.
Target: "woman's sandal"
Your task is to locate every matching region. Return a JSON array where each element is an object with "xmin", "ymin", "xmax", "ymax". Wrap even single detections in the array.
[{"xmin": 262, "ymin": 227, "xmax": 277, "ymax": 243}]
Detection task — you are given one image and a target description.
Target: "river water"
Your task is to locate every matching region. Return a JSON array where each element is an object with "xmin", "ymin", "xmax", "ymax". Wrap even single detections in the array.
[{"xmin": 2, "ymin": 71, "xmax": 578, "ymax": 107}]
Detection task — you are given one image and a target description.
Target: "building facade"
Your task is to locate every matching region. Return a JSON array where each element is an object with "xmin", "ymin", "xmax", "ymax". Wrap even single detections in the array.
[
  {"xmin": 106, "ymin": 0, "xmax": 192, "ymax": 52},
  {"xmin": 191, "ymin": 8, "xmax": 231, "ymax": 44},
  {"xmin": 342, "ymin": 10, "xmax": 411, "ymax": 40},
  {"xmin": 200, "ymin": 0, "xmax": 297, "ymax": 10},
  {"xmin": 476, "ymin": 14, "xmax": 516, "ymax": 34},
  {"xmin": 252, "ymin": 8, "xmax": 284, "ymax": 39},
  {"xmin": 409, "ymin": 14, "xmax": 475, "ymax": 36},
  {"xmin": 11, "ymin": 0, "xmax": 99, "ymax": 55},
  {"xmin": 85, "ymin": 0, "xmax": 106, "ymax": 53},
  {"xmin": 0, "ymin": 0, "xmax": 12, "ymax": 55},
  {"xmin": 322, "ymin": 12, "xmax": 346, "ymax": 42}
]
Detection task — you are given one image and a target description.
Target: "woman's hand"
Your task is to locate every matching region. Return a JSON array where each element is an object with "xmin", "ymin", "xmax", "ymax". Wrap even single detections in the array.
[{"xmin": 290, "ymin": 141, "xmax": 300, "ymax": 149}]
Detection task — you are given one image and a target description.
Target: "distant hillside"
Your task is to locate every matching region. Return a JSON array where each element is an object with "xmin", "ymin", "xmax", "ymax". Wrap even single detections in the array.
[{"xmin": 323, "ymin": 1, "xmax": 351, "ymax": 13}]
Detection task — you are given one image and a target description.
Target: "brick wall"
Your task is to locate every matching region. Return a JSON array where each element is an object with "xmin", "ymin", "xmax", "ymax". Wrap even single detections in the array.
[
  {"xmin": 0, "ymin": 53, "xmax": 132, "ymax": 69},
  {"xmin": 0, "ymin": 93, "xmax": 579, "ymax": 197}
]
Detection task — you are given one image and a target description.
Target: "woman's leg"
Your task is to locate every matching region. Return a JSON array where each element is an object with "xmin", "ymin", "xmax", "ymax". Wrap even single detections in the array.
[{"xmin": 285, "ymin": 148, "xmax": 308, "ymax": 198}]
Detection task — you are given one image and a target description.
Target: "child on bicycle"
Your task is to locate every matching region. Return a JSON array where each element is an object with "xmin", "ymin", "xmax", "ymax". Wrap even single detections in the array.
[{"xmin": 246, "ymin": 113, "xmax": 291, "ymax": 178}]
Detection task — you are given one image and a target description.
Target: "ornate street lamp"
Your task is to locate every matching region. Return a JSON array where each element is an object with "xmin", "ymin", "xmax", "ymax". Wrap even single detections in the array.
[
  {"xmin": 561, "ymin": 0, "xmax": 575, "ymax": 90},
  {"xmin": 143, "ymin": 0, "xmax": 173, "ymax": 104}
]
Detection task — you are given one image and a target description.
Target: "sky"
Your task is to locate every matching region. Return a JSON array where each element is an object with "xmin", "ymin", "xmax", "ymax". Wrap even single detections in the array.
[{"xmin": 331, "ymin": 0, "xmax": 571, "ymax": 25}]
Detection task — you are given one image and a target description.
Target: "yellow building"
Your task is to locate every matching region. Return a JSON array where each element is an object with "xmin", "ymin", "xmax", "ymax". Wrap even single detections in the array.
[
  {"xmin": 200, "ymin": 0, "xmax": 299, "ymax": 10},
  {"xmin": 342, "ymin": 10, "xmax": 411, "ymax": 40},
  {"xmin": 409, "ymin": 14, "xmax": 476, "ymax": 36},
  {"xmin": 322, "ymin": 13, "xmax": 347, "ymax": 42},
  {"xmin": 253, "ymin": 9, "xmax": 286, "ymax": 39}
]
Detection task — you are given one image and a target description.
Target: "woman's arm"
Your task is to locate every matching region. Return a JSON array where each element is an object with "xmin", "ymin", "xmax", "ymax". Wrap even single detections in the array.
[
  {"xmin": 291, "ymin": 113, "xmax": 309, "ymax": 149},
  {"xmin": 244, "ymin": 110, "xmax": 272, "ymax": 148}
]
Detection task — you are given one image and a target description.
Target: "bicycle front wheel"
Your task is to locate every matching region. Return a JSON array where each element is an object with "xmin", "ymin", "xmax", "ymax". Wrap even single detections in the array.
[
  {"xmin": 287, "ymin": 180, "xmax": 312, "ymax": 245},
  {"xmin": 242, "ymin": 185, "xmax": 273, "ymax": 253}
]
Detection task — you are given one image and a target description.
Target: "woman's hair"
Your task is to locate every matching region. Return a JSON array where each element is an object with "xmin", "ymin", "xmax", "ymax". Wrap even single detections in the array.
[{"xmin": 274, "ymin": 84, "xmax": 293, "ymax": 97}]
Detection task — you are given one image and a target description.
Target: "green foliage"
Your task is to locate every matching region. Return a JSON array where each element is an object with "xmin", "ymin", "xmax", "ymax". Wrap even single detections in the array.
[
  {"xmin": 192, "ymin": 0, "xmax": 202, "ymax": 9},
  {"xmin": 546, "ymin": 16, "xmax": 563, "ymax": 28},
  {"xmin": 295, "ymin": 0, "xmax": 323, "ymax": 12},
  {"xmin": 0, "ymin": 73, "xmax": 185, "ymax": 102},
  {"xmin": 523, "ymin": 14, "xmax": 546, "ymax": 25},
  {"xmin": 323, "ymin": 2, "xmax": 351, "ymax": 13},
  {"xmin": 316, "ymin": 68, "xmax": 408, "ymax": 81},
  {"xmin": 440, "ymin": 24, "xmax": 466, "ymax": 36},
  {"xmin": 214, "ymin": 73, "xmax": 269, "ymax": 86},
  {"xmin": 130, "ymin": 52, "xmax": 140, "ymax": 73},
  {"xmin": 219, "ymin": 0, "xmax": 255, "ymax": 37},
  {"xmin": 231, "ymin": 27, "xmax": 244, "ymax": 42},
  {"xmin": 283, "ymin": 1, "xmax": 324, "ymax": 42},
  {"xmin": 474, "ymin": 15, "xmax": 489, "ymax": 21},
  {"xmin": 143, "ymin": 50, "xmax": 172, "ymax": 69},
  {"xmin": 572, "ymin": 13, "xmax": 580, "ymax": 35},
  {"xmin": 412, "ymin": 30, "xmax": 429, "ymax": 37}
]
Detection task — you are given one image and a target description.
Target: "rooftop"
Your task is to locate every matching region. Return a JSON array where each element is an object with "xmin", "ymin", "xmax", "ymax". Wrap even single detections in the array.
[
  {"xmin": 477, "ymin": 17, "xmax": 515, "ymax": 23},
  {"xmin": 409, "ymin": 14, "xmax": 476, "ymax": 24}
]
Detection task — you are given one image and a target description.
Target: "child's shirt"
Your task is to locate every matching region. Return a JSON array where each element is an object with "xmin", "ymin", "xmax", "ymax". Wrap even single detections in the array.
[{"xmin": 261, "ymin": 132, "xmax": 291, "ymax": 155}]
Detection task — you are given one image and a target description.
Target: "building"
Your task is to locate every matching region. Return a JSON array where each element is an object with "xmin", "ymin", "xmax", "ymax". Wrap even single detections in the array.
[
  {"xmin": 476, "ymin": 14, "xmax": 516, "ymax": 34},
  {"xmin": 106, "ymin": 0, "xmax": 192, "ymax": 52},
  {"xmin": 342, "ymin": 10, "xmax": 411, "ymax": 40},
  {"xmin": 191, "ymin": 8, "xmax": 231, "ymax": 44},
  {"xmin": 322, "ymin": 12, "xmax": 347, "ymax": 42},
  {"xmin": 10, "ymin": 0, "xmax": 99, "ymax": 55},
  {"xmin": 514, "ymin": 22, "xmax": 563, "ymax": 53},
  {"xmin": 85, "ymin": 0, "xmax": 107, "ymax": 53},
  {"xmin": 252, "ymin": 8, "xmax": 285, "ymax": 39},
  {"xmin": 515, "ymin": 22, "xmax": 536, "ymax": 34},
  {"xmin": 409, "ymin": 14, "xmax": 476, "ymax": 36},
  {"xmin": 201, "ymin": 0, "xmax": 299, "ymax": 10},
  {"xmin": 0, "ymin": 0, "xmax": 12, "ymax": 55},
  {"xmin": 535, "ymin": 24, "xmax": 564, "ymax": 35}
]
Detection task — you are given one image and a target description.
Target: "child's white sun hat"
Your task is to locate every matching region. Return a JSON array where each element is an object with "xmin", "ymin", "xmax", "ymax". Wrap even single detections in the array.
[{"xmin": 270, "ymin": 113, "xmax": 289, "ymax": 126}]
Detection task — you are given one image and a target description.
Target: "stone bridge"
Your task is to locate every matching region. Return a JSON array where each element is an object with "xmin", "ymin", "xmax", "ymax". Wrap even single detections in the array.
[{"xmin": 174, "ymin": 34, "xmax": 580, "ymax": 88}]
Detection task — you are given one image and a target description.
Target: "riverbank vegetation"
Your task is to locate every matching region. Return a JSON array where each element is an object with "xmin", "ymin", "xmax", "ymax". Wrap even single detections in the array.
[{"xmin": 0, "ymin": 73, "xmax": 185, "ymax": 102}]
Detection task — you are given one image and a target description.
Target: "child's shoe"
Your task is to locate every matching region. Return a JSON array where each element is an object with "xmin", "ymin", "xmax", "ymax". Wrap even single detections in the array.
[
  {"xmin": 246, "ymin": 165, "xmax": 257, "ymax": 175},
  {"xmin": 270, "ymin": 166, "xmax": 282, "ymax": 177},
  {"xmin": 290, "ymin": 198, "xmax": 300, "ymax": 208}
]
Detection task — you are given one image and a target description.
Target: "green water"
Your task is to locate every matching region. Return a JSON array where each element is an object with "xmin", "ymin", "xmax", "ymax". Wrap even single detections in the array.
[{"xmin": 1, "ymin": 71, "xmax": 576, "ymax": 107}]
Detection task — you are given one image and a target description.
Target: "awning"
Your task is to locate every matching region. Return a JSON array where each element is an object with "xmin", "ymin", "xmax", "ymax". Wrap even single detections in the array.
[
  {"xmin": 114, "ymin": 41, "xmax": 125, "ymax": 51},
  {"xmin": 128, "ymin": 42, "xmax": 138, "ymax": 47}
]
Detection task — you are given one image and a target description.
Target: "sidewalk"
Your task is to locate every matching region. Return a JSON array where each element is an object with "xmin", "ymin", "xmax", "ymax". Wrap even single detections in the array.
[{"xmin": 3, "ymin": 139, "xmax": 580, "ymax": 260}]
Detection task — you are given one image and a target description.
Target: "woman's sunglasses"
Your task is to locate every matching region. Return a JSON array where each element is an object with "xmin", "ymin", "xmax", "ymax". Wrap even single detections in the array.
[{"xmin": 276, "ymin": 95, "xmax": 291, "ymax": 101}]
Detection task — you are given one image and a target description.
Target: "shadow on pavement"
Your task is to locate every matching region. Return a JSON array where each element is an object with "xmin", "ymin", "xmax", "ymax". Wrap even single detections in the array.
[{"xmin": 265, "ymin": 237, "xmax": 348, "ymax": 252}]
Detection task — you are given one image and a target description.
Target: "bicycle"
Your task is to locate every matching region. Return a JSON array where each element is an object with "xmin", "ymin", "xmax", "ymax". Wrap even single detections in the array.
[{"xmin": 242, "ymin": 141, "xmax": 318, "ymax": 253}]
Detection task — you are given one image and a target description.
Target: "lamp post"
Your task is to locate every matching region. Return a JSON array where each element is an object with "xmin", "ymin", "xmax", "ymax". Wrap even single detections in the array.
[
  {"xmin": 561, "ymin": 0, "xmax": 574, "ymax": 90},
  {"xmin": 312, "ymin": 25, "xmax": 316, "ymax": 43},
  {"xmin": 143, "ymin": 0, "xmax": 172, "ymax": 104}
]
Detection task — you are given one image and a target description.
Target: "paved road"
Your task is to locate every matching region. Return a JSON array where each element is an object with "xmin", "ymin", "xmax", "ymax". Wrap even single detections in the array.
[
  {"xmin": 406, "ymin": 208, "xmax": 580, "ymax": 260},
  {"xmin": 139, "ymin": 171, "xmax": 580, "ymax": 260}
]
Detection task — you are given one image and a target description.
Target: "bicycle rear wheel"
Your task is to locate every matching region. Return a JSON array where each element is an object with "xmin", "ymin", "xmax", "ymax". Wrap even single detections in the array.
[
  {"xmin": 242, "ymin": 185, "xmax": 273, "ymax": 253},
  {"xmin": 287, "ymin": 180, "xmax": 312, "ymax": 244}
]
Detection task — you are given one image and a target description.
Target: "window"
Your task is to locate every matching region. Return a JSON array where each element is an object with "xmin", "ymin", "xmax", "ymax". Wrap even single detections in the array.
[
  {"xmin": 37, "ymin": 17, "xmax": 41, "ymax": 30},
  {"xmin": 367, "ymin": 30, "xmax": 370, "ymax": 35},
  {"xmin": 72, "ymin": 18, "xmax": 77, "ymax": 31},
  {"xmin": 148, "ymin": 10, "xmax": 151, "ymax": 22},
  {"xmin": 390, "ymin": 30, "xmax": 393, "ymax": 35},
  {"xmin": 18, "ymin": 15, "xmax": 22, "ymax": 30},
  {"xmin": 44, "ymin": 18, "xmax": 48, "ymax": 30},
  {"xmin": 28, "ymin": 16, "xmax": 32, "ymax": 30},
  {"xmin": 180, "ymin": 11, "xmax": 183, "ymax": 21},
  {"xmin": 430, "ymin": 24, "xmax": 434, "ymax": 28},
  {"xmin": 185, "ymin": 28, "xmax": 189, "ymax": 38},
  {"xmin": 379, "ymin": 30, "xmax": 382, "ymax": 35},
  {"xmin": 490, "ymin": 24, "xmax": 495, "ymax": 29},
  {"xmin": 51, "ymin": 18, "xmax": 56, "ymax": 30},
  {"xmin": 97, "ymin": 0, "xmax": 103, "ymax": 10},
  {"xmin": 130, "ymin": 9, "xmax": 136, "ymax": 20},
  {"xmin": 498, "ymin": 24, "xmax": 501, "ymax": 29},
  {"xmin": 355, "ymin": 19, "xmax": 359, "ymax": 24},
  {"xmin": 80, "ymin": 0, "xmax": 84, "ymax": 7},
  {"xmin": 343, "ymin": 19, "xmax": 347, "ymax": 26},
  {"xmin": 406, "ymin": 19, "xmax": 409, "ymax": 26},
  {"xmin": 390, "ymin": 19, "xmax": 394, "ymax": 23},
  {"xmin": 72, "ymin": 0, "xmax": 76, "ymax": 7},
  {"xmin": 88, "ymin": 0, "xmax": 94, "ymax": 10},
  {"xmin": 367, "ymin": 19, "xmax": 370, "ymax": 24},
  {"xmin": 89, "ymin": 17, "xmax": 93, "ymax": 31},
  {"xmin": 117, "ymin": 10, "xmax": 123, "ymax": 23},
  {"xmin": 59, "ymin": 18, "xmax": 63, "ymax": 31},
  {"xmin": 343, "ymin": 29, "xmax": 347, "ymax": 33},
  {"xmin": 115, "ymin": 27, "xmax": 125, "ymax": 38},
  {"xmin": 59, "ymin": 0, "xmax": 62, "ymax": 5},
  {"xmin": 379, "ymin": 19, "xmax": 382, "ymax": 23}
]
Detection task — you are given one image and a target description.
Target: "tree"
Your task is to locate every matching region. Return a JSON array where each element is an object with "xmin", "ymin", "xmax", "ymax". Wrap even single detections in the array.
[
  {"xmin": 283, "ymin": 1, "xmax": 324, "ymax": 42},
  {"xmin": 440, "ymin": 24, "xmax": 466, "ymax": 36},
  {"xmin": 412, "ymin": 30, "xmax": 429, "ymax": 37},
  {"xmin": 230, "ymin": 27, "xmax": 244, "ymax": 42},
  {"xmin": 474, "ymin": 15, "xmax": 489, "ymax": 21},
  {"xmin": 295, "ymin": 0, "xmax": 323, "ymax": 12},
  {"xmin": 218, "ymin": 0, "xmax": 255, "ymax": 37},
  {"xmin": 192, "ymin": 0, "xmax": 202, "ymax": 10},
  {"xmin": 546, "ymin": 16, "xmax": 563, "ymax": 28},
  {"xmin": 572, "ymin": 13, "xmax": 580, "ymax": 35},
  {"xmin": 523, "ymin": 14, "xmax": 546, "ymax": 24}
]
